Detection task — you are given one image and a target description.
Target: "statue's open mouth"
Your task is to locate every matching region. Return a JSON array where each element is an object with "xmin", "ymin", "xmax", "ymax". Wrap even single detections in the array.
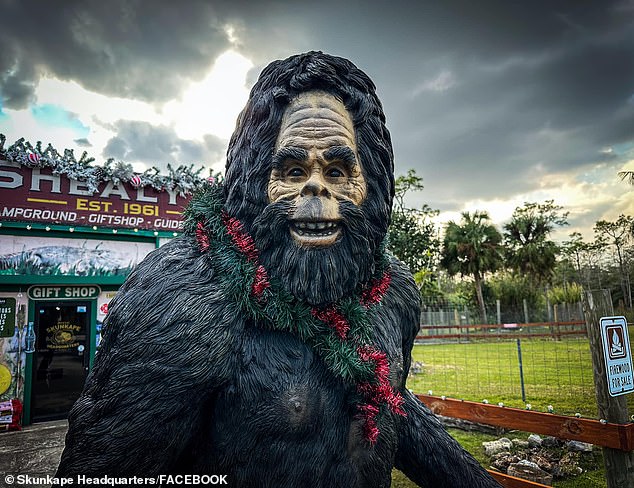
[{"xmin": 290, "ymin": 220, "xmax": 342, "ymax": 246}]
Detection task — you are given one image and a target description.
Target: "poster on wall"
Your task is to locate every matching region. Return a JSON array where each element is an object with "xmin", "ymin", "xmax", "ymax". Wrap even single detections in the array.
[
  {"xmin": 96, "ymin": 291, "xmax": 117, "ymax": 349},
  {"xmin": 0, "ymin": 236, "xmax": 155, "ymax": 276},
  {"xmin": 0, "ymin": 293, "xmax": 25, "ymax": 403},
  {"xmin": 0, "ymin": 298, "xmax": 16, "ymax": 338}
]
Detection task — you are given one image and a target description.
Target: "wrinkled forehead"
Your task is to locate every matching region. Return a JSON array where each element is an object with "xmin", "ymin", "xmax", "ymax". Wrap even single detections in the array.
[{"xmin": 275, "ymin": 91, "xmax": 356, "ymax": 151}]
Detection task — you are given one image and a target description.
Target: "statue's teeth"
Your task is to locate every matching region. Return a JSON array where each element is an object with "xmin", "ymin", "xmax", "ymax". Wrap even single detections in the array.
[{"xmin": 307, "ymin": 222, "xmax": 317, "ymax": 229}]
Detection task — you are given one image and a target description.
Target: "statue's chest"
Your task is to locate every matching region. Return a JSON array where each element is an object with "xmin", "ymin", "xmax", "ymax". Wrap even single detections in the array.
[
  {"xmin": 214, "ymin": 327, "xmax": 346, "ymax": 438},
  {"xmin": 212, "ymin": 322, "xmax": 404, "ymax": 441}
]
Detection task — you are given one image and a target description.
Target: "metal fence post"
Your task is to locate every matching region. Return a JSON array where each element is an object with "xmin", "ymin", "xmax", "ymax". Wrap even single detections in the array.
[{"xmin": 516, "ymin": 338, "xmax": 526, "ymax": 403}]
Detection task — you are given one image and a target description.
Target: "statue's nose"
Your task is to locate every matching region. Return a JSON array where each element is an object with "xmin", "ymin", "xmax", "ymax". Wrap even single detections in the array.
[{"xmin": 300, "ymin": 172, "xmax": 330, "ymax": 198}]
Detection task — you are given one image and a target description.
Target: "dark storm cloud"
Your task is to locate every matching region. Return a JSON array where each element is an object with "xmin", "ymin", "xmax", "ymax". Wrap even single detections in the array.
[
  {"xmin": 103, "ymin": 120, "xmax": 225, "ymax": 170},
  {"xmin": 0, "ymin": 0, "xmax": 233, "ymax": 109},
  {"xmin": 228, "ymin": 1, "xmax": 634, "ymax": 208}
]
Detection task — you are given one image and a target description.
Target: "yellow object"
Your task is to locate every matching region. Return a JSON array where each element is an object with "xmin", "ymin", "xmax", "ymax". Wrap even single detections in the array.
[{"xmin": 0, "ymin": 364, "xmax": 11, "ymax": 395}]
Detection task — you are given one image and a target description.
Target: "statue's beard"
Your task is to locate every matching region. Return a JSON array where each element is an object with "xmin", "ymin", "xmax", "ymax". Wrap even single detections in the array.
[{"xmin": 251, "ymin": 200, "xmax": 377, "ymax": 307}]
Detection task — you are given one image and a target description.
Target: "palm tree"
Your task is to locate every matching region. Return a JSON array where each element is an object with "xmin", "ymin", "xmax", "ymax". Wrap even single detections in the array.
[
  {"xmin": 504, "ymin": 201, "xmax": 568, "ymax": 286},
  {"xmin": 440, "ymin": 211, "xmax": 503, "ymax": 323}
]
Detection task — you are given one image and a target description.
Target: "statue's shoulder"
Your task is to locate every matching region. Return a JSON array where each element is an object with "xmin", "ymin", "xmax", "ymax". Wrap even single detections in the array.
[
  {"xmin": 86, "ymin": 235, "xmax": 238, "ymax": 395},
  {"xmin": 102, "ymin": 235, "xmax": 238, "ymax": 346},
  {"xmin": 385, "ymin": 257, "xmax": 420, "ymax": 309},
  {"xmin": 119, "ymin": 235, "xmax": 220, "ymax": 297}
]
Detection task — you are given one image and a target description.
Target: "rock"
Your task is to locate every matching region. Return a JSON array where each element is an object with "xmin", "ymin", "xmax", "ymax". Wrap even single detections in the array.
[
  {"xmin": 483, "ymin": 438, "xmax": 513, "ymax": 456},
  {"xmin": 556, "ymin": 452, "xmax": 583, "ymax": 478},
  {"xmin": 435, "ymin": 415, "xmax": 502, "ymax": 436},
  {"xmin": 542, "ymin": 436, "xmax": 561, "ymax": 447},
  {"xmin": 490, "ymin": 453, "xmax": 521, "ymax": 472},
  {"xmin": 508, "ymin": 460, "xmax": 554, "ymax": 485},
  {"xmin": 512, "ymin": 438, "xmax": 529, "ymax": 449},
  {"xmin": 528, "ymin": 453, "xmax": 554, "ymax": 473},
  {"xmin": 566, "ymin": 440, "xmax": 593, "ymax": 452},
  {"xmin": 527, "ymin": 434, "xmax": 542, "ymax": 448}
]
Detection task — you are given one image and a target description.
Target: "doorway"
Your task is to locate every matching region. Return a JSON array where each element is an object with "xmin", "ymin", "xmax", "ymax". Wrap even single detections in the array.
[{"xmin": 31, "ymin": 301, "xmax": 91, "ymax": 422}]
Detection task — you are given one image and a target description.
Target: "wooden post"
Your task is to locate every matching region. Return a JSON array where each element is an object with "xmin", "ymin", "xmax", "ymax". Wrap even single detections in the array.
[
  {"xmin": 582, "ymin": 289, "xmax": 634, "ymax": 488},
  {"xmin": 497, "ymin": 299, "xmax": 502, "ymax": 325},
  {"xmin": 523, "ymin": 299, "xmax": 529, "ymax": 324}
]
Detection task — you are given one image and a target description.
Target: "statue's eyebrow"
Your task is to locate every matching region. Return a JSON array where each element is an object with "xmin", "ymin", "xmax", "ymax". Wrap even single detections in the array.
[
  {"xmin": 272, "ymin": 146, "xmax": 309, "ymax": 169},
  {"xmin": 323, "ymin": 146, "xmax": 357, "ymax": 169}
]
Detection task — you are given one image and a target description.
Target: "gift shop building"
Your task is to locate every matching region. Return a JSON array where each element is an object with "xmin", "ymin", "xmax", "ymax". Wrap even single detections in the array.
[{"xmin": 0, "ymin": 138, "xmax": 204, "ymax": 427}]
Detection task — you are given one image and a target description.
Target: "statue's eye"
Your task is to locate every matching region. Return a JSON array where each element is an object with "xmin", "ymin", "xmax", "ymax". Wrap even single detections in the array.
[
  {"xmin": 286, "ymin": 167, "xmax": 306, "ymax": 178},
  {"xmin": 326, "ymin": 167, "xmax": 345, "ymax": 178}
]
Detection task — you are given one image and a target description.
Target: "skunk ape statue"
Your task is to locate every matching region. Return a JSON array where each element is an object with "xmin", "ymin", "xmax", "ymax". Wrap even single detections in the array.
[{"xmin": 57, "ymin": 51, "xmax": 500, "ymax": 488}]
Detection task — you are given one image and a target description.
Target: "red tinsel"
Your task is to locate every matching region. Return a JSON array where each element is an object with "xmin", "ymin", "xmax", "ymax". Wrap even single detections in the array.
[
  {"xmin": 195, "ymin": 221, "xmax": 210, "ymax": 251},
  {"xmin": 356, "ymin": 345, "xmax": 406, "ymax": 444},
  {"xmin": 219, "ymin": 212, "xmax": 270, "ymax": 298},
  {"xmin": 222, "ymin": 211, "xmax": 259, "ymax": 263},
  {"xmin": 252, "ymin": 264, "xmax": 271, "ymax": 297},
  {"xmin": 358, "ymin": 403, "xmax": 380, "ymax": 443},
  {"xmin": 311, "ymin": 306, "xmax": 350, "ymax": 340},
  {"xmin": 360, "ymin": 272, "xmax": 392, "ymax": 307}
]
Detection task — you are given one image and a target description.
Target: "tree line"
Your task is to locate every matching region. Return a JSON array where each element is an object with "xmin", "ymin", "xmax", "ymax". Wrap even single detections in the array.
[{"xmin": 387, "ymin": 170, "xmax": 634, "ymax": 322}]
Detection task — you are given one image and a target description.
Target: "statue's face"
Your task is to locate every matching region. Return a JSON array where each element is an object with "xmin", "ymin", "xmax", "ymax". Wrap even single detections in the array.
[{"xmin": 268, "ymin": 91, "xmax": 367, "ymax": 247}]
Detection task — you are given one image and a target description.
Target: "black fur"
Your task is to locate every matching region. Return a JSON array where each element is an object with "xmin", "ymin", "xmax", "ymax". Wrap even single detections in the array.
[{"xmin": 56, "ymin": 52, "xmax": 499, "ymax": 487}]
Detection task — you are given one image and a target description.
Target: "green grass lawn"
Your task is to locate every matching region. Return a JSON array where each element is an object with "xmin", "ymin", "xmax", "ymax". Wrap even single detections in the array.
[{"xmin": 398, "ymin": 338, "xmax": 618, "ymax": 487}]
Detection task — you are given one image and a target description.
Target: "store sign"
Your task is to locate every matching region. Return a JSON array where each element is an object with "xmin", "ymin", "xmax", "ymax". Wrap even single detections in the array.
[
  {"xmin": 0, "ymin": 297, "xmax": 16, "ymax": 338},
  {"xmin": 0, "ymin": 162, "xmax": 191, "ymax": 230},
  {"xmin": 600, "ymin": 316, "xmax": 634, "ymax": 397},
  {"xmin": 28, "ymin": 285, "xmax": 101, "ymax": 300}
]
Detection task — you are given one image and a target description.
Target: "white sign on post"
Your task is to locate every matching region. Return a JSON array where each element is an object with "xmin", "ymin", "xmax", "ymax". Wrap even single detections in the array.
[{"xmin": 600, "ymin": 316, "xmax": 634, "ymax": 397}]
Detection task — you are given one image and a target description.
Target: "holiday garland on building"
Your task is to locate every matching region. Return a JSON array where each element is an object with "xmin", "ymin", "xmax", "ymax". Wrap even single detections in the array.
[
  {"xmin": 0, "ymin": 134, "xmax": 210, "ymax": 195},
  {"xmin": 184, "ymin": 183, "xmax": 406, "ymax": 444}
]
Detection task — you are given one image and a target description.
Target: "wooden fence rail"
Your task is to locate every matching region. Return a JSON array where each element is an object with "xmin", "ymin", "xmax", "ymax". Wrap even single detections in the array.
[
  {"xmin": 487, "ymin": 470, "xmax": 551, "ymax": 488},
  {"xmin": 417, "ymin": 394, "xmax": 633, "ymax": 451}
]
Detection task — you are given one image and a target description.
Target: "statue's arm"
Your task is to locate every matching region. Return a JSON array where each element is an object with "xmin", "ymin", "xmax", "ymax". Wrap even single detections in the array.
[
  {"xmin": 56, "ymin": 238, "xmax": 234, "ymax": 477},
  {"xmin": 389, "ymin": 261, "xmax": 500, "ymax": 487},
  {"xmin": 395, "ymin": 390, "xmax": 500, "ymax": 487}
]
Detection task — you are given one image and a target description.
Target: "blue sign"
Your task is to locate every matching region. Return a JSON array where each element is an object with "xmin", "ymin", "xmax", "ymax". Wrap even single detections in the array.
[{"xmin": 600, "ymin": 316, "xmax": 634, "ymax": 397}]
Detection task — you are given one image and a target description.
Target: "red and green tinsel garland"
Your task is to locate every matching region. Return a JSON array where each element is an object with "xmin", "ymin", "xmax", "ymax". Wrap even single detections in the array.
[{"xmin": 184, "ymin": 183, "xmax": 405, "ymax": 444}]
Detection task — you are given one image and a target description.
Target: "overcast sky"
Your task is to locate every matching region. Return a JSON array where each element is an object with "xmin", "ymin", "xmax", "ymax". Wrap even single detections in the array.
[{"xmin": 1, "ymin": 0, "xmax": 633, "ymax": 240}]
